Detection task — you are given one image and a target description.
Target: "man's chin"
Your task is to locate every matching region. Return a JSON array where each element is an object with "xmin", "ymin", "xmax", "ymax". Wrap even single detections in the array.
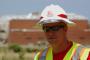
[{"xmin": 47, "ymin": 39, "xmax": 56, "ymax": 43}]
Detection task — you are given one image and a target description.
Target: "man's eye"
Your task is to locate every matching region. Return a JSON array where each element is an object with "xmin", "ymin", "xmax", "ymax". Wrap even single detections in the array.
[{"xmin": 53, "ymin": 27, "xmax": 58, "ymax": 29}]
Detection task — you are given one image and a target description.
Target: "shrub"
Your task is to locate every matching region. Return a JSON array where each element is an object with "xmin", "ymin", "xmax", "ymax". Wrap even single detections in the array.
[
  {"xmin": 26, "ymin": 47, "xmax": 34, "ymax": 53},
  {"xmin": 9, "ymin": 44, "xmax": 22, "ymax": 53}
]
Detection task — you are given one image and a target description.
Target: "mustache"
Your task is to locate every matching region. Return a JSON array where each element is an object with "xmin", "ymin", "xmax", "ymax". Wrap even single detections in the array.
[{"xmin": 47, "ymin": 37, "xmax": 56, "ymax": 39}]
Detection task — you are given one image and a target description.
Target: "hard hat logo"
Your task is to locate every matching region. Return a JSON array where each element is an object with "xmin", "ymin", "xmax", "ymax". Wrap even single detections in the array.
[
  {"xmin": 58, "ymin": 14, "xmax": 67, "ymax": 19},
  {"xmin": 47, "ymin": 11, "xmax": 54, "ymax": 17}
]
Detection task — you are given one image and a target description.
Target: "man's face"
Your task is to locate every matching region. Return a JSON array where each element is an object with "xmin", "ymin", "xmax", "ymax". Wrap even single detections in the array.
[{"xmin": 42, "ymin": 21, "xmax": 67, "ymax": 44}]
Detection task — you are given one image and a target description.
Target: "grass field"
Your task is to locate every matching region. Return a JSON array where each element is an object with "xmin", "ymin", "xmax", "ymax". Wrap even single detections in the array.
[
  {"xmin": 0, "ymin": 52, "xmax": 35, "ymax": 60},
  {"xmin": 0, "ymin": 44, "xmax": 37, "ymax": 60},
  {"xmin": 0, "ymin": 41, "xmax": 48, "ymax": 60}
]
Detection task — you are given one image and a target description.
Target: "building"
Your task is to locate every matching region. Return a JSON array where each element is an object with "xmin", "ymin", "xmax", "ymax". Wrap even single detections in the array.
[
  {"xmin": 8, "ymin": 19, "xmax": 90, "ymax": 45},
  {"xmin": 8, "ymin": 19, "xmax": 46, "ymax": 44},
  {"xmin": 1, "ymin": 13, "xmax": 90, "ymax": 45}
]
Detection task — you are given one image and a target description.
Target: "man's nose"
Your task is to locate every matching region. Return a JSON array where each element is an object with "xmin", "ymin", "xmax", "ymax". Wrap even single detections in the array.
[{"xmin": 47, "ymin": 31, "xmax": 55, "ymax": 36}]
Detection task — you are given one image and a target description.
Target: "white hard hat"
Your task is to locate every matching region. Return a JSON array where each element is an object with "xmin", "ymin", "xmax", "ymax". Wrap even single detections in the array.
[{"xmin": 39, "ymin": 4, "xmax": 75, "ymax": 25}]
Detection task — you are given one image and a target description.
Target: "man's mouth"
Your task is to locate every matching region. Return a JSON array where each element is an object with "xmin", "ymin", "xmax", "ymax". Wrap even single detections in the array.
[{"xmin": 48, "ymin": 37, "xmax": 56, "ymax": 40}]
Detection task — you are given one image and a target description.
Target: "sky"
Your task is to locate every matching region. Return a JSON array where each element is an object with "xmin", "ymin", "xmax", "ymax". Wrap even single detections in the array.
[{"xmin": 0, "ymin": 0, "xmax": 90, "ymax": 20}]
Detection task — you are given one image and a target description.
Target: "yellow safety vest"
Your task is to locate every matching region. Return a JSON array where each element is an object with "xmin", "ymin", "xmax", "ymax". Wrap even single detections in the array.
[{"xmin": 34, "ymin": 42, "xmax": 90, "ymax": 60}]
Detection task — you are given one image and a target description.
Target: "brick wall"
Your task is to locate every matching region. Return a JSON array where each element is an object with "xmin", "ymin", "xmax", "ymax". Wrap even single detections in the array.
[{"xmin": 8, "ymin": 19, "xmax": 90, "ymax": 45}]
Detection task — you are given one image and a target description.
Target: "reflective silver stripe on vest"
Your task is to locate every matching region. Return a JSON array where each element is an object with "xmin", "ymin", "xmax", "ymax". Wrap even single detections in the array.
[
  {"xmin": 40, "ymin": 48, "xmax": 48, "ymax": 60},
  {"xmin": 72, "ymin": 45, "xmax": 84, "ymax": 60}
]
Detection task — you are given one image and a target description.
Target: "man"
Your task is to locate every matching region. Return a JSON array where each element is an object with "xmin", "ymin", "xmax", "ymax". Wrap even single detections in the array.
[{"xmin": 34, "ymin": 4, "xmax": 90, "ymax": 60}]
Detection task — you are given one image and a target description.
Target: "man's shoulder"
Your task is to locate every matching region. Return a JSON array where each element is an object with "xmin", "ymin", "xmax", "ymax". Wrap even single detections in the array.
[
  {"xmin": 75, "ymin": 42, "xmax": 90, "ymax": 48},
  {"xmin": 34, "ymin": 48, "xmax": 49, "ymax": 60},
  {"xmin": 73, "ymin": 42, "xmax": 90, "ymax": 51}
]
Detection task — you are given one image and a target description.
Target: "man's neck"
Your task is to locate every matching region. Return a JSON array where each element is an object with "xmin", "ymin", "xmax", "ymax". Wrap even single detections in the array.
[{"xmin": 52, "ymin": 39, "xmax": 72, "ymax": 54}]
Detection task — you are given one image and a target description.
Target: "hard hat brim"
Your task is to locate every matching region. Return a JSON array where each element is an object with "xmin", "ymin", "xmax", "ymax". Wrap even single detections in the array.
[{"xmin": 39, "ymin": 16, "xmax": 75, "ymax": 25}]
